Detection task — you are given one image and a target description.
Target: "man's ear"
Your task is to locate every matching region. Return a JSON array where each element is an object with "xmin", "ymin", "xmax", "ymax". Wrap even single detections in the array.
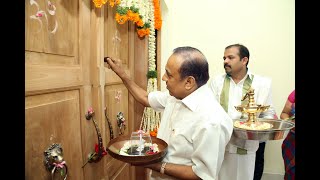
[
  {"xmin": 242, "ymin": 57, "xmax": 249, "ymax": 65},
  {"xmin": 185, "ymin": 76, "xmax": 196, "ymax": 90}
]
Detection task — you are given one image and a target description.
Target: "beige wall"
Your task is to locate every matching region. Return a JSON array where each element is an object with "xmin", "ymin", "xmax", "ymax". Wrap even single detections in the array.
[{"xmin": 160, "ymin": 0, "xmax": 295, "ymax": 175}]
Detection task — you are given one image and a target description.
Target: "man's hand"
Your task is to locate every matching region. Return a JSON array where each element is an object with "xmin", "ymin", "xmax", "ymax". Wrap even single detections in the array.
[{"xmin": 104, "ymin": 57, "xmax": 126, "ymax": 78}]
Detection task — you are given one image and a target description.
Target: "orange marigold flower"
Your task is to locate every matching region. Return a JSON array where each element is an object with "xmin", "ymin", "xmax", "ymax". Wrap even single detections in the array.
[
  {"xmin": 92, "ymin": 0, "xmax": 107, "ymax": 8},
  {"xmin": 137, "ymin": 29, "xmax": 146, "ymax": 38},
  {"xmin": 115, "ymin": 13, "xmax": 128, "ymax": 25},
  {"xmin": 127, "ymin": 10, "xmax": 135, "ymax": 21},
  {"xmin": 150, "ymin": 131, "xmax": 157, "ymax": 137},
  {"xmin": 131, "ymin": 13, "xmax": 140, "ymax": 23},
  {"xmin": 136, "ymin": 19, "xmax": 144, "ymax": 27},
  {"xmin": 145, "ymin": 28, "xmax": 150, "ymax": 35}
]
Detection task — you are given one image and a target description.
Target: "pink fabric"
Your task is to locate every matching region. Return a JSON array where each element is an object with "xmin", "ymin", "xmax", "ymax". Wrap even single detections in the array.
[{"xmin": 288, "ymin": 90, "xmax": 295, "ymax": 103}]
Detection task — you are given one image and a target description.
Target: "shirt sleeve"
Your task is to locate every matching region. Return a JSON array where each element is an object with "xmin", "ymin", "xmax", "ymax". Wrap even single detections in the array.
[
  {"xmin": 256, "ymin": 77, "xmax": 278, "ymax": 119},
  {"xmin": 191, "ymin": 121, "xmax": 227, "ymax": 180},
  {"xmin": 288, "ymin": 90, "xmax": 295, "ymax": 103},
  {"xmin": 209, "ymin": 77, "xmax": 221, "ymax": 101},
  {"xmin": 148, "ymin": 91, "xmax": 168, "ymax": 111}
]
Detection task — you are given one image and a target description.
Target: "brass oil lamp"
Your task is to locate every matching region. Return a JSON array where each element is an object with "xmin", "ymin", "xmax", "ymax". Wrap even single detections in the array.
[{"xmin": 234, "ymin": 88, "xmax": 270, "ymax": 126}]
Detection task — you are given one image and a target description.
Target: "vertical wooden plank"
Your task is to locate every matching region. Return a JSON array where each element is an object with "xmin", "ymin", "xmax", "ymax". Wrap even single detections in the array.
[{"xmin": 79, "ymin": 0, "xmax": 98, "ymax": 180}]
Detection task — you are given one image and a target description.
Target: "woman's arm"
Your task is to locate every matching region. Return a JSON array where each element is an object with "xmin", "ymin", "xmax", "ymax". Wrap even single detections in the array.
[{"xmin": 280, "ymin": 99, "xmax": 293, "ymax": 120}]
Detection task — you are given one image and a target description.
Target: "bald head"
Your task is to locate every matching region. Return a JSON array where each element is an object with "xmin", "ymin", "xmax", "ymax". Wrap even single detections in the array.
[{"xmin": 172, "ymin": 46, "xmax": 209, "ymax": 87}]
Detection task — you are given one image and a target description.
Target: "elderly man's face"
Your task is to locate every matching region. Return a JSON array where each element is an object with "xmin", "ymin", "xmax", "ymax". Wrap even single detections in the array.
[{"xmin": 162, "ymin": 55, "xmax": 187, "ymax": 100}]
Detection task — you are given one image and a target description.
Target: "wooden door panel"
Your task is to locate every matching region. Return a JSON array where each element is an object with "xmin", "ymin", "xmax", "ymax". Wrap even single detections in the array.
[
  {"xmin": 25, "ymin": 0, "xmax": 85, "ymax": 179},
  {"xmin": 25, "ymin": 0, "xmax": 78, "ymax": 56},
  {"xmin": 25, "ymin": 90, "xmax": 83, "ymax": 180},
  {"xmin": 104, "ymin": 84, "xmax": 129, "ymax": 140},
  {"xmin": 105, "ymin": 5, "xmax": 129, "ymax": 62},
  {"xmin": 106, "ymin": 159, "xmax": 131, "ymax": 180},
  {"xmin": 25, "ymin": 64, "xmax": 82, "ymax": 93}
]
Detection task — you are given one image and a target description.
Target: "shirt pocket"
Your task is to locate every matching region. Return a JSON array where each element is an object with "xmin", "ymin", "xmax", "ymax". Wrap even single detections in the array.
[{"xmin": 169, "ymin": 128, "xmax": 192, "ymax": 156}]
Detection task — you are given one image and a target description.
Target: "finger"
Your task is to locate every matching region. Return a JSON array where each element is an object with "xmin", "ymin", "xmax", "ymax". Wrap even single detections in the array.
[
  {"xmin": 104, "ymin": 57, "xmax": 113, "ymax": 69},
  {"xmin": 104, "ymin": 57, "xmax": 110, "ymax": 63}
]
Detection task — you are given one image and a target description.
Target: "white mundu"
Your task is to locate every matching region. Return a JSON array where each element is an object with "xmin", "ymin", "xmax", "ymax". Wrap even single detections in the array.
[{"xmin": 210, "ymin": 71, "xmax": 277, "ymax": 180}]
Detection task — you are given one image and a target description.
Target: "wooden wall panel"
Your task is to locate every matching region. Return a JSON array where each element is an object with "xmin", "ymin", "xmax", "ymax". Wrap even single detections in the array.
[{"xmin": 25, "ymin": 90, "xmax": 83, "ymax": 180}]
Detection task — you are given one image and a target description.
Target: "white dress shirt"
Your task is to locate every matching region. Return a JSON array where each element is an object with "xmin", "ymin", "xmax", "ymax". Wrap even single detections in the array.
[
  {"xmin": 148, "ymin": 85, "xmax": 233, "ymax": 180},
  {"xmin": 209, "ymin": 71, "xmax": 277, "ymax": 180}
]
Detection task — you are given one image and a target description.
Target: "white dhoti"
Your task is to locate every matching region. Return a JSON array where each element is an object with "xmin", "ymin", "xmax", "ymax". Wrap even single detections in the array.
[{"xmin": 218, "ymin": 151, "xmax": 256, "ymax": 180}]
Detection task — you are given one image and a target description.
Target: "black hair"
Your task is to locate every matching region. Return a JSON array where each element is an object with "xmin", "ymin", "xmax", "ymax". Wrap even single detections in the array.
[
  {"xmin": 172, "ymin": 46, "xmax": 209, "ymax": 87},
  {"xmin": 225, "ymin": 44, "xmax": 250, "ymax": 66}
]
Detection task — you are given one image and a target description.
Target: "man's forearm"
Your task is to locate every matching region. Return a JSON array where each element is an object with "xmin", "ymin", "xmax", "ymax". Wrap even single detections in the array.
[
  {"xmin": 120, "ymin": 73, "xmax": 150, "ymax": 107},
  {"xmin": 146, "ymin": 162, "xmax": 201, "ymax": 180}
]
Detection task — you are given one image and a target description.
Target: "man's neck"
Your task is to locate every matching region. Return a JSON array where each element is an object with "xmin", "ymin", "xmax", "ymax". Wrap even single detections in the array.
[{"xmin": 231, "ymin": 69, "xmax": 248, "ymax": 84}]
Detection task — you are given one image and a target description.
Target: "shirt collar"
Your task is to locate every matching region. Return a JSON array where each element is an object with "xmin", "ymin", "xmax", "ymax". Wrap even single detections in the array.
[
  {"xmin": 226, "ymin": 69, "xmax": 254, "ymax": 81},
  {"xmin": 246, "ymin": 69, "xmax": 254, "ymax": 80},
  {"xmin": 181, "ymin": 85, "xmax": 207, "ymax": 112}
]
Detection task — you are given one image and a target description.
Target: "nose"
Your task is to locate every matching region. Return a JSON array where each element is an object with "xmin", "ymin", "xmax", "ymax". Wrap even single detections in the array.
[{"xmin": 162, "ymin": 74, "xmax": 168, "ymax": 81}]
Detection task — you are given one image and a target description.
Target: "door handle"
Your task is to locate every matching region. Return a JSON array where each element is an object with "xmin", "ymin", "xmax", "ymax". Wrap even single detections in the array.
[{"xmin": 44, "ymin": 143, "xmax": 68, "ymax": 180}]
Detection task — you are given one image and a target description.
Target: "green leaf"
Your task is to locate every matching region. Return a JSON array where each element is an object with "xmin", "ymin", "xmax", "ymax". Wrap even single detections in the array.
[
  {"xmin": 116, "ymin": 6, "xmax": 129, "ymax": 15},
  {"xmin": 147, "ymin": 70, "xmax": 157, "ymax": 79}
]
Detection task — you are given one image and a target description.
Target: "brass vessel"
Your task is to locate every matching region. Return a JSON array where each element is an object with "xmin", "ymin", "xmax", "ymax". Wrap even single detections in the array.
[
  {"xmin": 232, "ymin": 88, "xmax": 295, "ymax": 141},
  {"xmin": 234, "ymin": 88, "xmax": 270, "ymax": 125}
]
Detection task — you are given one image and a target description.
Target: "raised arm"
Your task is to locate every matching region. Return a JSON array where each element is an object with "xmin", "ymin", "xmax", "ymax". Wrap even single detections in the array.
[{"xmin": 104, "ymin": 57, "xmax": 150, "ymax": 107}]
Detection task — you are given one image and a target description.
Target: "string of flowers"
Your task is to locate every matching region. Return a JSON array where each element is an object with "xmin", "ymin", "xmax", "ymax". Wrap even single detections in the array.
[
  {"xmin": 139, "ymin": 0, "xmax": 161, "ymax": 137},
  {"xmin": 153, "ymin": 0, "xmax": 162, "ymax": 30}
]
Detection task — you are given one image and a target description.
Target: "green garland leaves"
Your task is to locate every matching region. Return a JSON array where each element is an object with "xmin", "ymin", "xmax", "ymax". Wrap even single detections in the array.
[{"xmin": 147, "ymin": 70, "xmax": 157, "ymax": 79}]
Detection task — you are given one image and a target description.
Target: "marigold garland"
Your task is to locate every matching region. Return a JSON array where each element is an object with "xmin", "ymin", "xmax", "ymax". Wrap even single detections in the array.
[
  {"xmin": 92, "ymin": 0, "xmax": 162, "ymax": 38},
  {"xmin": 153, "ymin": 0, "xmax": 162, "ymax": 30},
  {"xmin": 92, "ymin": 0, "xmax": 162, "ymax": 136}
]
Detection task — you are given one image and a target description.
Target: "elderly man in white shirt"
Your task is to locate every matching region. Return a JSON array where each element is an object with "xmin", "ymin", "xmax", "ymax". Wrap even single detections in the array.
[
  {"xmin": 106, "ymin": 46, "xmax": 233, "ymax": 180},
  {"xmin": 209, "ymin": 44, "xmax": 277, "ymax": 180}
]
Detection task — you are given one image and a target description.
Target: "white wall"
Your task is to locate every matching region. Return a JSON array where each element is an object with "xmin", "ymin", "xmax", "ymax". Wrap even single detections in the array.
[{"xmin": 160, "ymin": 0, "xmax": 295, "ymax": 175}]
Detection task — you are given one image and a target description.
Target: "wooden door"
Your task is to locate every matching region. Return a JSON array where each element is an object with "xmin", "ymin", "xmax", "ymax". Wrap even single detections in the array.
[{"xmin": 25, "ymin": 0, "xmax": 150, "ymax": 179}]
